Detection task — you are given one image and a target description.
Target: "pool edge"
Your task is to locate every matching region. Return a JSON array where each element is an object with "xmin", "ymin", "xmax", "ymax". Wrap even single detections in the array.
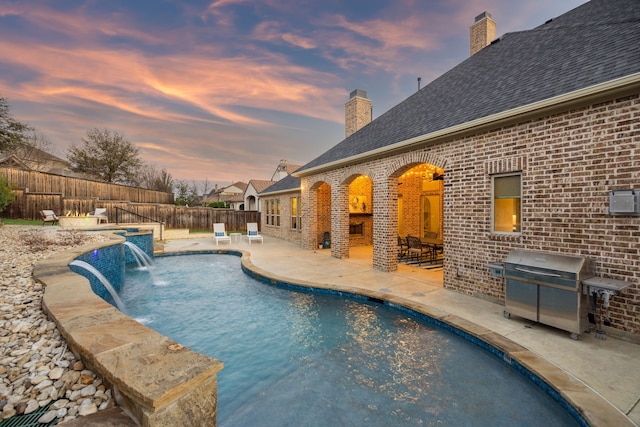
[
  {"xmin": 234, "ymin": 249, "xmax": 634, "ymax": 427},
  {"xmin": 36, "ymin": 243, "xmax": 635, "ymax": 427},
  {"xmin": 35, "ymin": 236, "xmax": 224, "ymax": 427}
]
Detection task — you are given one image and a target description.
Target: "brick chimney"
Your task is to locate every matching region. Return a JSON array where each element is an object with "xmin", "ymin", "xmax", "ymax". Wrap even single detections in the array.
[
  {"xmin": 345, "ymin": 89, "xmax": 372, "ymax": 138},
  {"xmin": 470, "ymin": 11, "xmax": 496, "ymax": 55}
]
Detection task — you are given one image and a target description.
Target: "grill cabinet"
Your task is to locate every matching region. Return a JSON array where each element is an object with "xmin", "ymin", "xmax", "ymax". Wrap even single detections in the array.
[{"xmin": 504, "ymin": 249, "xmax": 593, "ymax": 338}]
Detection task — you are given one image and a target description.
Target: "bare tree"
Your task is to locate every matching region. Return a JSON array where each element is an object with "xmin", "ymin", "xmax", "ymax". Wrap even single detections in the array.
[
  {"xmin": 67, "ymin": 128, "xmax": 143, "ymax": 185},
  {"xmin": 0, "ymin": 97, "xmax": 33, "ymax": 154},
  {"xmin": 139, "ymin": 163, "xmax": 174, "ymax": 193},
  {"xmin": 12, "ymin": 131, "xmax": 53, "ymax": 171},
  {"xmin": 191, "ymin": 178, "xmax": 213, "ymax": 205}
]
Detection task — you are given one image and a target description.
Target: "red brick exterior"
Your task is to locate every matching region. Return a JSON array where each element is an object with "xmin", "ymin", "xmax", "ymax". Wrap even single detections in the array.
[{"xmin": 298, "ymin": 94, "xmax": 640, "ymax": 337}]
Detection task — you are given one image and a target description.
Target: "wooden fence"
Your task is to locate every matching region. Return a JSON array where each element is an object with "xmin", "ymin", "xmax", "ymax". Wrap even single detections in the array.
[
  {"xmin": 1, "ymin": 167, "xmax": 174, "ymax": 204},
  {"xmin": 1, "ymin": 167, "xmax": 259, "ymax": 231},
  {"xmin": 114, "ymin": 205, "xmax": 259, "ymax": 232}
]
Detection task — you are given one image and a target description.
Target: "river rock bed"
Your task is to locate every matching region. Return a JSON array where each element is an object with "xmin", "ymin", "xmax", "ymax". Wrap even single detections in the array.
[{"xmin": 0, "ymin": 225, "xmax": 114, "ymax": 423}]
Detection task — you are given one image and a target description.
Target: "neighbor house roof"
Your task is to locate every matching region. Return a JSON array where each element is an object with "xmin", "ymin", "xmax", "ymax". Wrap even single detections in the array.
[
  {"xmin": 295, "ymin": 0, "xmax": 640, "ymax": 175},
  {"xmin": 0, "ymin": 154, "xmax": 31, "ymax": 170},
  {"xmin": 247, "ymin": 179, "xmax": 276, "ymax": 194}
]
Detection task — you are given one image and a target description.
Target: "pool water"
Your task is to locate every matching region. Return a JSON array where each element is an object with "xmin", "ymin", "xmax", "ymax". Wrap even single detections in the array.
[{"xmin": 120, "ymin": 254, "xmax": 580, "ymax": 427}]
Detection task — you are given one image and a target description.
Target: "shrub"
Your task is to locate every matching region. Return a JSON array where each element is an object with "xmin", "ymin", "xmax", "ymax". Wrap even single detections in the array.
[
  {"xmin": 0, "ymin": 176, "xmax": 15, "ymax": 222},
  {"xmin": 57, "ymin": 229, "xmax": 89, "ymax": 246},
  {"xmin": 19, "ymin": 230, "xmax": 52, "ymax": 252},
  {"xmin": 207, "ymin": 201, "xmax": 228, "ymax": 208},
  {"xmin": 19, "ymin": 229, "xmax": 90, "ymax": 252}
]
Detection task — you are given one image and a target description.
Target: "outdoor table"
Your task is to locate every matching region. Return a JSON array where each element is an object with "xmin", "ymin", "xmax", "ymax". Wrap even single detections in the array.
[{"xmin": 421, "ymin": 237, "xmax": 443, "ymax": 261}]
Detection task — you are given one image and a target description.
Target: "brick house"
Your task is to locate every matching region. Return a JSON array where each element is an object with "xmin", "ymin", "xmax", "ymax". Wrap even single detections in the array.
[
  {"xmin": 259, "ymin": 173, "xmax": 303, "ymax": 243},
  {"xmin": 291, "ymin": 0, "xmax": 640, "ymax": 337},
  {"xmin": 245, "ymin": 160, "xmax": 301, "ymax": 213}
]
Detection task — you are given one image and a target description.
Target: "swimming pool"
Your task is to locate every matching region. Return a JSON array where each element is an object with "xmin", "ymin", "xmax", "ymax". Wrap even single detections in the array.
[{"xmin": 121, "ymin": 253, "xmax": 582, "ymax": 427}]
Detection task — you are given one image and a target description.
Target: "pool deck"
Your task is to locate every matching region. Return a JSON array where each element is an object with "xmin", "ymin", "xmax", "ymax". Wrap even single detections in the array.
[{"xmin": 161, "ymin": 234, "xmax": 640, "ymax": 426}]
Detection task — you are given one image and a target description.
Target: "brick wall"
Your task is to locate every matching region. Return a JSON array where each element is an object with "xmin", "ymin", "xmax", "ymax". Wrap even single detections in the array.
[
  {"xmin": 260, "ymin": 192, "xmax": 303, "ymax": 245},
  {"xmin": 345, "ymin": 92, "xmax": 372, "ymax": 138},
  {"xmin": 470, "ymin": 12, "xmax": 496, "ymax": 56},
  {"xmin": 300, "ymin": 94, "xmax": 640, "ymax": 336}
]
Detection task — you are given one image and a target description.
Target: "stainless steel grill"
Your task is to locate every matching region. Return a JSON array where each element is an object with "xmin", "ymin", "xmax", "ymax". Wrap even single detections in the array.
[{"xmin": 504, "ymin": 249, "xmax": 594, "ymax": 339}]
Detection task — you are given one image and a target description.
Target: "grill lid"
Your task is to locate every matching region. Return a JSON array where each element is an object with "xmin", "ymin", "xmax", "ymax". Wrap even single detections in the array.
[{"xmin": 505, "ymin": 249, "xmax": 588, "ymax": 274}]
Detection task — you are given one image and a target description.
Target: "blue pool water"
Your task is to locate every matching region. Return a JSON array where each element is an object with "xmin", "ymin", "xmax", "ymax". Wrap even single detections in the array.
[{"xmin": 120, "ymin": 254, "xmax": 581, "ymax": 427}]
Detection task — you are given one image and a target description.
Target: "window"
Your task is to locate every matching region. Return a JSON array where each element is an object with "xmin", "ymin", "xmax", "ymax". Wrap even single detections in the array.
[
  {"xmin": 291, "ymin": 197, "xmax": 302, "ymax": 230},
  {"xmin": 266, "ymin": 200, "xmax": 271, "ymax": 225},
  {"xmin": 493, "ymin": 173, "xmax": 521, "ymax": 233},
  {"xmin": 266, "ymin": 199, "xmax": 280, "ymax": 226}
]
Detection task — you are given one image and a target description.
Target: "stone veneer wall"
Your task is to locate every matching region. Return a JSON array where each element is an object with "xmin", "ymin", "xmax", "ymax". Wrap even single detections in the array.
[{"xmin": 301, "ymin": 94, "xmax": 640, "ymax": 336}]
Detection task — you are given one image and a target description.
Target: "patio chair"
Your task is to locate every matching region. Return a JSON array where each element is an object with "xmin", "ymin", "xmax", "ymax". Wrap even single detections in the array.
[
  {"xmin": 246, "ymin": 222, "xmax": 263, "ymax": 244},
  {"xmin": 93, "ymin": 208, "xmax": 108, "ymax": 223},
  {"xmin": 406, "ymin": 236, "xmax": 431, "ymax": 266},
  {"xmin": 213, "ymin": 223, "xmax": 231, "ymax": 245},
  {"xmin": 40, "ymin": 210, "xmax": 59, "ymax": 225},
  {"xmin": 398, "ymin": 236, "xmax": 409, "ymax": 261}
]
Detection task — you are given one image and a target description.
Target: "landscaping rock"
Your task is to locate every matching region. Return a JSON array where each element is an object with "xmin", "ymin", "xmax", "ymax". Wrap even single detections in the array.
[{"xmin": 0, "ymin": 226, "xmax": 113, "ymax": 423}]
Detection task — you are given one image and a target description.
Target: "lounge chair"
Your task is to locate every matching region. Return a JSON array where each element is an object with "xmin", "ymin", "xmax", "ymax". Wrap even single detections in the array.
[
  {"xmin": 40, "ymin": 210, "xmax": 59, "ymax": 225},
  {"xmin": 246, "ymin": 222, "xmax": 263, "ymax": 244},
  {"xmin": 92, "ymin": 208, "xmax": 108, "ymax": 223},
  {"xmin": 213, "ymin": 223, "xmax": 231, "ymax": 245}
]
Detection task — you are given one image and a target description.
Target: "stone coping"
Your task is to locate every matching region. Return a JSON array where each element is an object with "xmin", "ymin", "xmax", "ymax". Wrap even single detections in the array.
[
  {"xmin": 33, "ymin": 234, "xmax": 223, "ymax": 426},
  {"xmin": 35, "ymin": 240, "xmax": 634, "ymax": 427}
]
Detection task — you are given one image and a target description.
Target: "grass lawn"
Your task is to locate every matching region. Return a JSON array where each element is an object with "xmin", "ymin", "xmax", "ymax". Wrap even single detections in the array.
[{"xmin": 1, "ymin": 218, "xmax": 44, "ymax": 226}]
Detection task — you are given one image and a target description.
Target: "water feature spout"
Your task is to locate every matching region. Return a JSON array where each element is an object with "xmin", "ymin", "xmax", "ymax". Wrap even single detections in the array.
[
  {"xmin": 124, "ymin": 241, "xmax": 154, "ymax": 268},
  {"xmin": 123, "ymin": 241, "xmax": 160, "ymax": 284},
  {"xmin": 69, "ymin": 260, "xmax": 126, "ymax": 312}
]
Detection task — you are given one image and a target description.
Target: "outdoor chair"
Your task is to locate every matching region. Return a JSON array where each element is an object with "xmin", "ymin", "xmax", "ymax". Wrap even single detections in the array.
[
  {"xmin": 213, "ymin": 223, "xmax": 231, "ymax": 245},
  {"xmin": 246, "ymin": 222, "xmax": 263, "ymax": 244},
  {"xmin": 406, "ymin": 236, "xmax": 431, "ymax": 265},
  {"xmin": 40, "ymin": 210, "xmax": 59, "ymax": 225},
  {"xmin": 397, "ymin": 236, "xmax": 409, "ymax": 261},
  {"xmin": 92, "ymin": 208, "xmax": 108, "ymax": 223}
]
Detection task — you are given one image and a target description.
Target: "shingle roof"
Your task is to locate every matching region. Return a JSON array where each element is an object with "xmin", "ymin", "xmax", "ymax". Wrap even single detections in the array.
[
  {"xmin": 260, "ymin": 173, "xmax": 301, "ymax": 195},
  {"xmin": 295, "ymin": 0, "xmax": 640, "ymax": 174}
]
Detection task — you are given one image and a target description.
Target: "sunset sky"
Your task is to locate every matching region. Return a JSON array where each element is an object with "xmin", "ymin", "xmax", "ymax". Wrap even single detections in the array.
[{"xmin": 0, "ymin": 0, "xmax": 586, "ymax": 187}]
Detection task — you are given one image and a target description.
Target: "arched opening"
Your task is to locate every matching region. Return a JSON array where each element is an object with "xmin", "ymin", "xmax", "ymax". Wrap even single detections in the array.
[
  {"xmin": 396, "ymin": 163, "xmax": 445, "ymax": 274},
  {"xmin": 347, "ymin": 175, "xmax": 373, "ymax": 249},
  {"xmin": 246, "ymin": 195, "xmax": 257, "ymax": 211}
]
